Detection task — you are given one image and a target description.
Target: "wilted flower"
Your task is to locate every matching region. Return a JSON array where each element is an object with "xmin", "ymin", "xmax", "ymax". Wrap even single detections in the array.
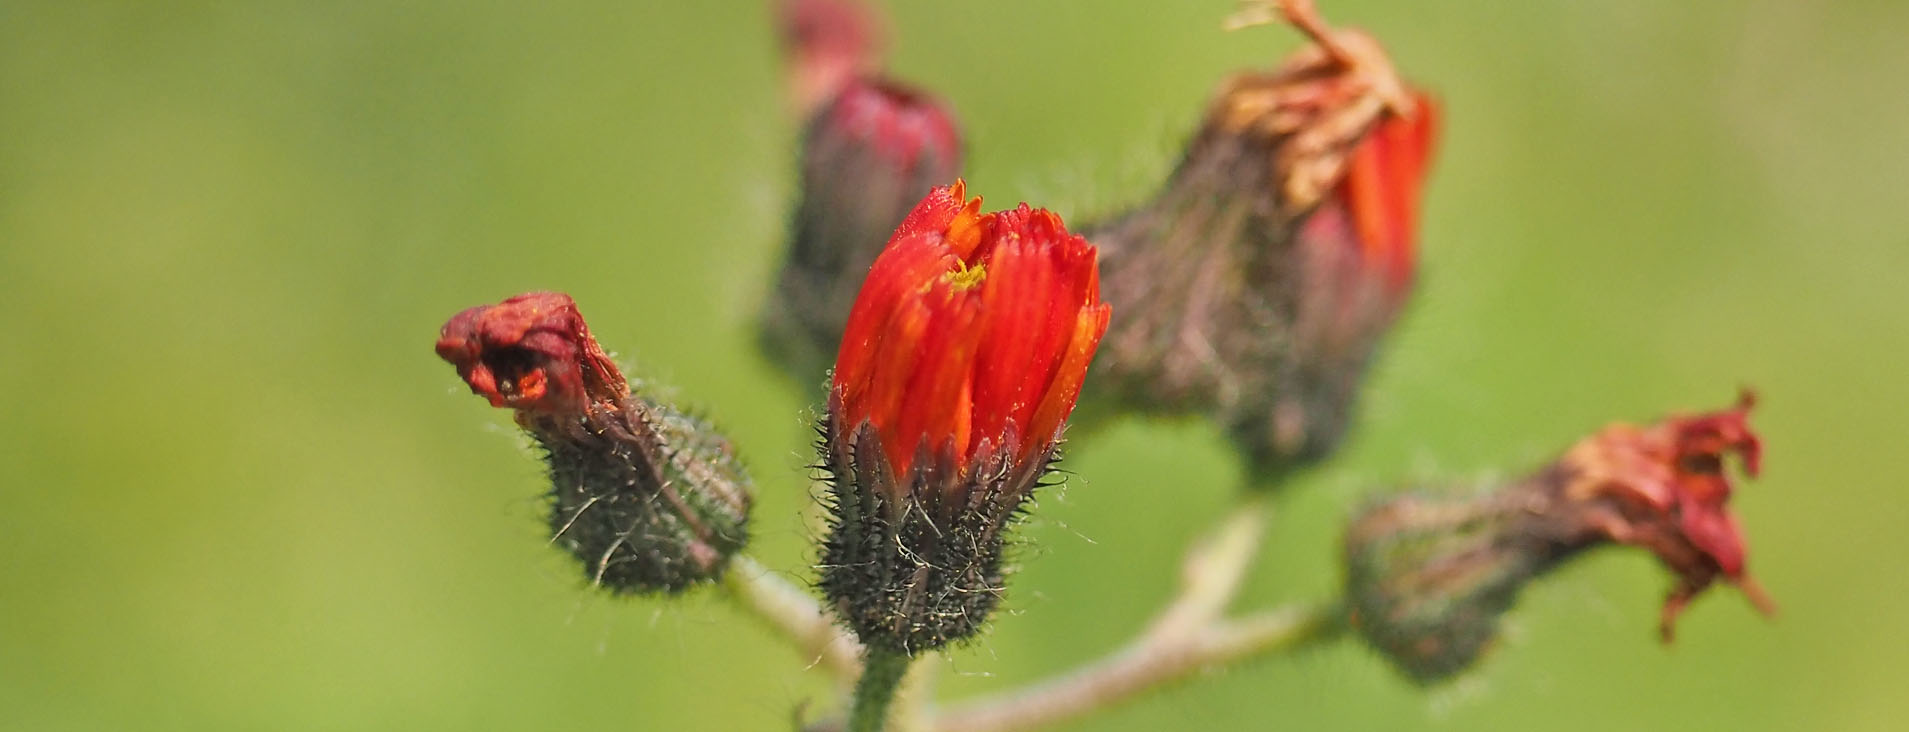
[
  {"xmin": 1557, "ymin": 392, "xmax": 1774, "ymax": 634},
  {"xmin": 437, "ymin": 292, "xmax": 628, "ymax": 415},
  {"xmin": 1088, "ymin": 0, "xmax": 1438, "ymax": 480},
  {"xmin": 763, "ymin": 77, "xmax": 964, "ymax": 384},
  {"xmin": 819, "ymin": 182, "xmax": 1110, "ymax": 653},
  {"xmin": 437, "ymin": 292, "xmax": 752, "ymax": 594},
  {"xmin": 1344, "ymin": 394, "xmax": 1773, "ymax": 683}
]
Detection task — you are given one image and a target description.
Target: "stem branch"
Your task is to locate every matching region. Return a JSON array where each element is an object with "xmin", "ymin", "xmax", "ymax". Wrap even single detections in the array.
[
  {"xmin": 801, "ymin": 498, "xmax": 1347, "ymax": 732},
  {"xmin": 719, "ymin": 554, "xmax": 863, "ymax": 680},
  {"xmin": 932, "ymin": 603, "xmax": 1341, "ymax": 732},
  {"xmin": 928, "ymin": 497, "xmax": 1345, "ymax": 732}
]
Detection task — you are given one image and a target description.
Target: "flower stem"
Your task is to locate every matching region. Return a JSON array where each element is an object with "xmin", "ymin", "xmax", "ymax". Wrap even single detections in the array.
[{"xmin": 849, "ymin": 648, "xmax": 914, "ymax": 732}]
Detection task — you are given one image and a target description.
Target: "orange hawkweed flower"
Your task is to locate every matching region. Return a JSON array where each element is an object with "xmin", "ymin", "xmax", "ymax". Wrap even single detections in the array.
[
  {"xmin": 820, "ymin": 181, "xmax": 1110, "ymax": 653},
  {"xmin": 831, "ymin": 181, "xmax": 1110, "ymax": 482}
]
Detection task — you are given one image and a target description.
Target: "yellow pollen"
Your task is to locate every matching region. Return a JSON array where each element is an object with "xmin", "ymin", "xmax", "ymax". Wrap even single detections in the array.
[{"xmin": 944, "ymin": 261, "xmax": 987, "ymax": 291}]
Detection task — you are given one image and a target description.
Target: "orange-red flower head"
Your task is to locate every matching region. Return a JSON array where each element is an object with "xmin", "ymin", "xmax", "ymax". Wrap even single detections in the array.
[
  {"xmin": 434, "ymin": 292, "xmax": 628, "ymax": 415},
  {"xmin": 819, "ymin": 182, "xmax": 1109, "ymax": 652},
  {"xmin": 832, "ymin": 182, "xmax": 1111, "ymax": 482}
]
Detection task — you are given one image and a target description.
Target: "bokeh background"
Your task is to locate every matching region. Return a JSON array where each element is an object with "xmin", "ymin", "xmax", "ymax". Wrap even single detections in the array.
[{"xmin": 4, "ymin": 1, "xmax": 1905, "ymax": 730}]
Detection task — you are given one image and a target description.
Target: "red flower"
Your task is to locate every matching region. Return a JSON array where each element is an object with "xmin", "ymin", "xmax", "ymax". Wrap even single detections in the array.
[
  {"xmin": 820, "ymin": 182, "xmax": 1111, "ymax": 652},
  {"xmin": 831, "ymin": 181, "xmax": 1111, "ymax": 482},
  {"xmin": 434, "ymin": 292, "xmax": 628, "ymax": 415},
  {"xmin": 1562, "ymin": 391, "xmax": 1774, "ymax": 637}
]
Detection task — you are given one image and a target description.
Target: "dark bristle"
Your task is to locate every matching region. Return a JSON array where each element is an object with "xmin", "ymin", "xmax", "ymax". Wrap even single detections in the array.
[
  {"xmin": 528, "ymin": 396, "xmax": 753, "ymax": 596},
  {"xmin": 815, "ymin": 421, "xmax": 1056, "ymax": 654}
]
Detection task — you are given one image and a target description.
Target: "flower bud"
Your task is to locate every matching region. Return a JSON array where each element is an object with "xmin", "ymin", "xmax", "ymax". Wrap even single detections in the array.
[
  {"xmin": 1088, "ymin": 1, "xmax": 1437, "ymax": 479},
  {"xmin": 819, "ymin": 182, "xmax": 1111, "ymax": 654},
  {"xmin": 436, "ymin": 292, "xmax": 752, "ymax": 594},
  {"xmin": 778, "ymin": 0, "xmax": 886, "ymax": 116},
  {"xmin": 763, "ymin": 77, "xmax": 965, "ymax": 385},
  {"xmin": 1343, "ymin": 489, "xmax": 1565, "ymax": 684},
  {"xmin": 1344, "ymin": 394, "xmax": 1772, "ymax": 683}
]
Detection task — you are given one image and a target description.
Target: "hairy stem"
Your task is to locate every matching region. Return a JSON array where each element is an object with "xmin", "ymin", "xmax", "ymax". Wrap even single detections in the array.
[
  {"xmin": 850, "ymin": 648, "xmax": 914, "ymax": 732},
  {"xmin": 805, "ymin": 497, "xmax": 1349, "ymax": 732},
  {"xmin": 927, "ymin": 496, "xmax": 1346, "ymax": 732},
  {"xmin": 932, "ymin": 602, "xmax": 1343, "ymax": 732},
  {"xmin": 719, "ymin": 554, "xmax": 863, "ymax": 680}
]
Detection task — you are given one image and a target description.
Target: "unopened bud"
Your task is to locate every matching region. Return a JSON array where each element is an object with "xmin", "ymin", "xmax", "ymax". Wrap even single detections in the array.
[
  {"xmin": 778, "ymin": 0, "xmax": 886, "ymax": 116},
  {"xmin": 1344, "ymin": 489, "xmax": 1566, "ymax": 683},
  {"xmin": 764, "ymin": 77, "xmax": 965, "ymax": 385},
  {"xmin": 437, "ymin": 292, "xmax": 752, "ymax": 594},
  {"xmin": 1345, "ymin": 394, "xmax": 1772, "ymax": 683},
  {"xmin": 819, "ymin": 183, "xmax": 1110, "ymax": 654},
  {"xmin": 1089, "ymin": 1, "xmax": 1437, "ymax": 479}
]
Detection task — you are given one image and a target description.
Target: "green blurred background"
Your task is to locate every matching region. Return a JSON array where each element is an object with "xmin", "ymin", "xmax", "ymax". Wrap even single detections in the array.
[{"xmin": 4, "ymin": 1, "xmax": 1904, "ymax": 729}]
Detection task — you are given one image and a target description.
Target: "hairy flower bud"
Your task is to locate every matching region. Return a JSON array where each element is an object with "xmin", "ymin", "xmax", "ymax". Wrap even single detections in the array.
[
  {"xmin": 1345, "ymin": 394, "xmax": 1773, "ymax": 683},
  {"xmin": 1344, "ymin": 489, "xmax": 1566, "ymax": 684},
  {"xmin": 819, "ymin": 182, "xmax": 1110, "ymax": 654},
  {"xmin": 1088, "ymin": 0, "xmax": 1438, "ymax": 480},
  {"xmin": 436, "ymin": 292, "xmax": 752, "ymax": 594},
  {"xmin": 763, "ymin": 78, "xmax": 965, "ymax": 384}
]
